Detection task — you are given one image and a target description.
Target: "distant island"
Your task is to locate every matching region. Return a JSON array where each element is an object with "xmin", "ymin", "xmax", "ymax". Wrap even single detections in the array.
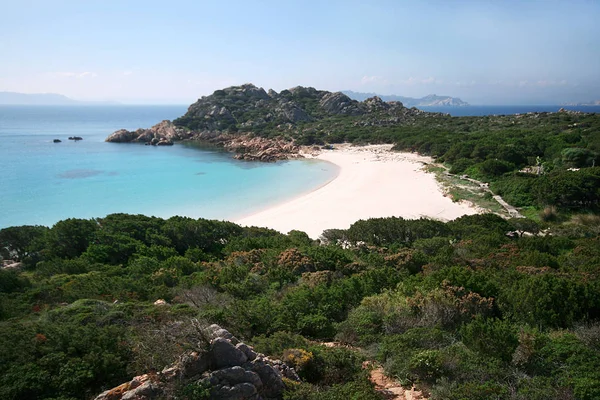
[
  {"xmin": 561, "ymin": 100, "xmax": 600, "ymax": 106},
  {"xmin": 343, "ymin": 90, "xmax": 469, "ymax": 106},
  {"xmin": 0, "ymin": 91, "xmax": 119, "ymax": 105}
]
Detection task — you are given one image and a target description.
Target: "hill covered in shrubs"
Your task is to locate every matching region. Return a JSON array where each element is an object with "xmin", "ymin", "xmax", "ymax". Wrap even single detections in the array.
[{"xmin": 1, "ymin": 212, "xmax": 600, "ymax": 399}]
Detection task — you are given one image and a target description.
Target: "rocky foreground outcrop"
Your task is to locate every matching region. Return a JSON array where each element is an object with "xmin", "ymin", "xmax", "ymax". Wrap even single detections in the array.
[{"xmin": 94, "ymin": 324, "xmax": 299, "ymax": 400}]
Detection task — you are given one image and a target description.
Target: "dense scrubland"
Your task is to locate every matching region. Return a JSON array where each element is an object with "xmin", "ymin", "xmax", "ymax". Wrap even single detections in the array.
[
  {"xmin": 2, "ymin": 91, "xmax": 600, "ymax": 399},
  {"xmin": 1, "ymin": 210, "xmax": 600, "ymax": 399}
]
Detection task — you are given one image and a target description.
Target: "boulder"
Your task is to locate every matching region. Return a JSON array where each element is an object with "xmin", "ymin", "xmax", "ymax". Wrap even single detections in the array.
[
  {"xmin": 212, "ymin": 382, "xmax": 257, "ymax": 400},
  {"xmin": 105, "ymin": 129, "xmax": 138, "ymax": 143},
  {"xmin": 121, "ymin": 381, "xmax": 161, "ymax": 400},
  {"xmin": 211, "ymin": 366, "xmax": 262, "ymax": 389},
  {"xmin": 250, "ymin": 359, "xmax": 285, "ymax": 398},
  {"xmin": 178, "ymin": 350, "xmax": 212, "ymax": 378},
  {"xmin": 212, "ymin": 338, "xmax": 248, "ymax": 368},
  {"xmin": 319, "ymin": 92, "xmax": 363, "ymax": 115},
  {"xmin": 279, "ymin": 103, "xmax": 312, "ymax": 123},
  {"xmin": 364, "ymin": 96, "xmax": 395, "ymax": 112},
  {"xmin": 236, "ymin": 343, "xmax": 257, "ymax": 361}
]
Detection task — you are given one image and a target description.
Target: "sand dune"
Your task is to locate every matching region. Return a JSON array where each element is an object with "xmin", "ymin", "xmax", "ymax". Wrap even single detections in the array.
[{"xmin": 235, "ymin": 144, "xmax": 480, "ymax": 238}]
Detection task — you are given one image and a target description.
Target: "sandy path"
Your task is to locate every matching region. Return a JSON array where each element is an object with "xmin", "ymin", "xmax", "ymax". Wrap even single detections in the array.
[
  {"xmin": 365, "ymin": 362, "xmax": 426, "ymax": 400},
  {"xmin": 235, "ymin": 144, "xmax": 479, "ymax": 238},
  {"xmin": 320, "ymin": 342, "xmax": 426, "ymax": 400}
]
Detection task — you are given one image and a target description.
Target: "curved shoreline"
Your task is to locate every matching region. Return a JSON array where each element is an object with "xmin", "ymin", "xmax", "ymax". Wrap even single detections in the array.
[
  {"xmin": 232, "ymin": 158, "xmax": 341, "ymax": 221},
  {"xmin": 235, "ymin": 144, "xmax": 481, "ymax": 238}
]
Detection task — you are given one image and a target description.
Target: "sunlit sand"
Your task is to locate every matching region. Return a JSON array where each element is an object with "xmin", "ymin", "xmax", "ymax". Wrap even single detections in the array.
[{"xmin": 236, "ymin": 144, "xmax": 480, "ymax": 238}]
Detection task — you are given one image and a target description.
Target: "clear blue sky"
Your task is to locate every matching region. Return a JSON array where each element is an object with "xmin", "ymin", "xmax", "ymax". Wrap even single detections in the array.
[{"xmin": 1, "ymin": 0, "xmax": 598, "ymax": 104}]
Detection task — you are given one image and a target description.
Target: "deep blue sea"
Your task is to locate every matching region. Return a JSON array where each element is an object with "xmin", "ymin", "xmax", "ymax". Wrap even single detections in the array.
[
  {"xmin": 0, "ymin": 106, "xmax": 338, "ymax": 229},
  {"xmin": 418, "ymin": 105, "xmax": 600, "ymax": 116}
]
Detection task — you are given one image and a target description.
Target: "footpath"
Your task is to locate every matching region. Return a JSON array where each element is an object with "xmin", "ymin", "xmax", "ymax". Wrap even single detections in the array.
[
  {"xmin": 439, "ymin": 169, "xmax": 525, "ymax": 218},
  {"xmin": 321, "ymin": 342, "xmax": 427, "ymax": 400}
]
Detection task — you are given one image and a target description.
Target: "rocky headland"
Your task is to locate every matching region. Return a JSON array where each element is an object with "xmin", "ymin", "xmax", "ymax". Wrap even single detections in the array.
[
  {"xmin": 106, "ymin": 83, "xmax": 445, "ymax": 161},
  {"xmin": 94, "ymin": 324, "xmax": 299, "ymax": 400}
]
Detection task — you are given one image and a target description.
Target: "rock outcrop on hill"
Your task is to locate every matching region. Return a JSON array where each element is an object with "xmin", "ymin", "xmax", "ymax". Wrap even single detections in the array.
[
  {"xmin": 173, "ymin": 84, "xmax": 411, "ymax": 132},
  {"xmin": 94, "ymin": 324, "xmax": 299, "ymax": 400},
  {"xmin": 106, "ymin": 83, "xmax": 445, "ymax": 160}
]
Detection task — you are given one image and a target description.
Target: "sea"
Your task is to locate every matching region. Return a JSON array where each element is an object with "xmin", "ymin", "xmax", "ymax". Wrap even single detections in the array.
[
  {"xmin": 0, "ymin": 105, "xmax": 338, "ymax": 229},
  {"xmin": 418, "ymin": 105, "xmax": 600, "ymax": 116},
  {"xmin": 1, "ymin": 104, "xmax": 598, "ymax": 229}
]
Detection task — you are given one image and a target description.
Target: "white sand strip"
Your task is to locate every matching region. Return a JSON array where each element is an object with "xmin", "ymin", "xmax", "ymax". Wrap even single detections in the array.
[{"xmin": 235, "ymin": 144, "xmax": 480, "ymax": 238}]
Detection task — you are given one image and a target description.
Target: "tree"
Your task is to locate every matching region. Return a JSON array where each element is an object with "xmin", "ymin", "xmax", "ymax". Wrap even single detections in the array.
[
  {"xmin": 509, "ymin": 218, "xmax": 540, "ymax": 238},
  {"xmin": 561, "ymin": 148, "xmax": 597, "ymax": 168},
  {"xmin": 0, "ymin": 225, "xmax": 48, "ymax": 262},
  {"xmin": 476, "ymin": 159, "xmax": 515, "ymax": 178},
  {"xmin": 44, "ymin": 219, "xmax": 98, "ymax": 259}
]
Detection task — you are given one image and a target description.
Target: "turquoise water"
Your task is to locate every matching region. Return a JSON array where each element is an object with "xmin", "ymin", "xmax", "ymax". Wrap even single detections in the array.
[{"xmin": 0, "ymin": 106, "xmax": 338, "ymax": 228}]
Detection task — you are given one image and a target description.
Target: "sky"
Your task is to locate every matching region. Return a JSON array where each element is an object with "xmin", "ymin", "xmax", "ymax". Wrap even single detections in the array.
[{"xmin": 0, "ymin": 0, "xmax": 599, "ymax": 105}]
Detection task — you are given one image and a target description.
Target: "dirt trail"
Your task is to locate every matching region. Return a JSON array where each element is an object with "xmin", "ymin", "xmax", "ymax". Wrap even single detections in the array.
[
  {"xmin": 321, "ymin": 343, "xmax": 427, "ymax": 400},
  {"xmin": 364, "ymin": 361, "xmax": 426, "ymax": 400}
]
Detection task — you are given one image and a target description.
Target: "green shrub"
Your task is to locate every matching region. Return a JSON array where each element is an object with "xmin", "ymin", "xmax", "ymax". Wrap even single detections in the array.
[
  {"xmin": 431, "ymin": 379, "xmax": 509, "ymax": 400},
  {"xmin": 283, "ymin": 376, "xmax": 381, "ymax": 400},
  {"xmin": 177, "ymin": 381, "xmax": 211, "ymax": 399},
  {"xmin": 251, "ymin": 331, "xmax": 309, "ymax": 359},
  {"xmin": 408, "ymin": 349, "xmax": 444, "ymax": 383},
  {"xmin": 302, "ymin": 347, "xmax": 365, "ymax": 385},
  {"xmin": 460, "ymin": 316, "xmax": 518, "ymax": 362}
]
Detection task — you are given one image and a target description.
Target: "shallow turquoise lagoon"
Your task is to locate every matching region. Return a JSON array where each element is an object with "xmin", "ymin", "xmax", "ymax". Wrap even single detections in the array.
[{"xmin": 0, "ymin": 106, "xmax": 337, "ymax": 228}]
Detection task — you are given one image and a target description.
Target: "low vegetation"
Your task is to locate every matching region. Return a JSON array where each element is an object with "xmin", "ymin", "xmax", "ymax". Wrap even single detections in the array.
[{"xmin": 1, "ymin": 212, "xmax": 600, "ymax": 399}]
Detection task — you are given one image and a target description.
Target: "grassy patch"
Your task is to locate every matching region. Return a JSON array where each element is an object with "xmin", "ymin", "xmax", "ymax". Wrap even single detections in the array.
[
  {"xmin": 520, "ymin": 206, "xmax": 542, "ymax": 222},
  {"xmin": 425, "ymin": 165, "xmax": 506, "ymax": 216}
]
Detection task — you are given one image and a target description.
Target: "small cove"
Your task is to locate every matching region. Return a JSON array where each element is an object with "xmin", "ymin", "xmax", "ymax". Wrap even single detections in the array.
[{"xmin": 0, "ymin": 105, "xmax": 338, "ymax": 228}]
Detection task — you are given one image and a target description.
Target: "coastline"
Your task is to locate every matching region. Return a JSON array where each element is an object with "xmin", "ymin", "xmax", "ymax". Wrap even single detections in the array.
[
  {"xmin": 231, "ymin": 158, "xmax": 341, "ymax": 221},
  {"xmin": 235, "ymin": 144, "xmax": 481, "ymax": 238}
]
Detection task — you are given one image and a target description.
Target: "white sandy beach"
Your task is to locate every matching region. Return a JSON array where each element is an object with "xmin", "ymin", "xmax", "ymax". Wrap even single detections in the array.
[{"xmin": 236, "ymin": 144, "xmax": 480, "ymax": 238}]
